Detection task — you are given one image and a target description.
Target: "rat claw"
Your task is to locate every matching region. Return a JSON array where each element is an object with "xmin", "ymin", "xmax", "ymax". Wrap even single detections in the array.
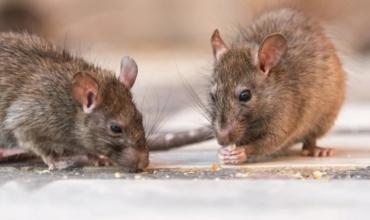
[
  {"xmin": 231, "ymin": 152, "xmax": 248, "ymax": 164},
  {"xmin": 104, "ymin": 160, "xmax": 111, "ymax": 166},
  {"xmin": 87, "ymin": 154, "xmax": 112, "ymax": 167},
  {"xmin": 217, "ymin": 150, "xmax": 227, "ymax": 161},
  {"xmin": 301, "ymin": 149, "xmax": 309, "ymax": 156},
  {"xmin": 48, "ymin": 163, "xmax": 56, "ymax": 171},
  {"xmin": 327, "ymin": 149, "xmax": 335, "ymax": 157},
  {"xmin": 218, "ymin": 147, "xmax": 229, "ymax": 155},
  {"xmin": 233, "ymin": 147, "xmax": 246, "ymax": 155},
  {"xmin": 219, "ymin": 145, "xmax": 246, "ymax": 156},
  {"xmin": 313, "ymin": 149, "xmax": 320, "ymax": 157},
  {"xmin": 302, "ymin": 146, "xmax": 335, "ymax": 157},
  {"xmin": 54, "ymin": 160, "xmax": 81, "ymax": 170},
  {"xmin": 321, "ymin": 148, "xmax": 335, "ymax": 157},
  {"xmin": 319, "ymin": 149, "xmax": 327, "ymax": 157},
  {"xmin": 218, "ymin": 147, "xmax": 229, "ymax": 158},
  {"xmin": 94, "ymin": 161, "xmax": 100, "ymax": 167}
]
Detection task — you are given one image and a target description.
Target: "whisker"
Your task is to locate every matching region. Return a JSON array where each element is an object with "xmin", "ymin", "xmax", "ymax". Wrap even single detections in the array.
[
  {"xmin": 145, "ymin": 92, "xmax": 171, "ymax": 140},
  {"xmin": 175, "ymin": 69, "xmax": 212, "ymax": 123}
]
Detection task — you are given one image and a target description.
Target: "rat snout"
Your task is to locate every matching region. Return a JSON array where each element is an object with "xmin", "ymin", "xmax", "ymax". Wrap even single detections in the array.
[
  {"xmin": 137, "ymin": 148, "xmax": 149, "ymax": 170},
  {"xmin": 120, "ymin": 146, "xmax": 149, "ymax": 172},
  {"xmin": 216, "ymin": 126, "xmax": 236, "ymax": 146}
]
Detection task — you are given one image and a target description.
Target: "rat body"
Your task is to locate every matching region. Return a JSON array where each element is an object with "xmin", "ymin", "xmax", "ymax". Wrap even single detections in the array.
[
  {"xmin": 0, "ymin": 32, "xmax": 149, "ymax": 171},
  {"xmin": 210, "ymin": 9, "xmax": 346, "ymax": 164}
]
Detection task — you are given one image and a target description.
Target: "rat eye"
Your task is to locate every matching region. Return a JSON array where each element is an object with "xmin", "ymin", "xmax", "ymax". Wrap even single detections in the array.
[
  {"xmin": 239, "ymin": 90, "xmax": 252, "ymax": 102},
  {"xmin": 110, "ymin": 124, "xmax": 123, "ymax": 134}
]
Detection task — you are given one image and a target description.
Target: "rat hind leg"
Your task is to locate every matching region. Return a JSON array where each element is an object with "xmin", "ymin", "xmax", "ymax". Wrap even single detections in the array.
[
  {"xmin": 20, "ymin": 142, "xmax": 108, "ymax": 170},
  {"xmin": 301, "ymin": 136, "xmax": 335, "ymax": 157},
  {"xmin": 301, "ymin": 111, "xmax": 338, "ymax": 157},
  {"xmin": 0, "ymin": 133, "xmax": 35, "ymax": 162},
  {"xmin": 14, "ymin": 129, "xmax": 78, "ymax": 170},
  {"xmin": 14, "ymin": 136, "xmax": 73, "ymax": 170}
]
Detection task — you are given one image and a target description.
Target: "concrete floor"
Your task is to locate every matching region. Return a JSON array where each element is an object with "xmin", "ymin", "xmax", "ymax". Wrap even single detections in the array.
[{"xmin": 2, "ymin": 180, "xmax": 370, "ymax": 220}]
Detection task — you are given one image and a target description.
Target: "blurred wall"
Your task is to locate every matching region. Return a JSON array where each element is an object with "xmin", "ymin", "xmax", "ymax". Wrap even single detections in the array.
[
  {"xmin": 0, "ymin": 0, "xmax": 369, "ymax": 53},
  {"xmin": 0, "ymin": 0, "xmax": 369, "ymax": 105}
]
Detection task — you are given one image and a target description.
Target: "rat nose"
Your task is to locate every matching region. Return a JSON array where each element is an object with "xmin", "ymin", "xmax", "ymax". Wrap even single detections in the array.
[
  {"xmin": 121, "ymin": 147, "xmax": 149, "ymax": 172},
  {"xmin": 137, "ymin": 149, "xmax": 149, "ymax": 170},
  {"xmin": 216, "ymin": 128, "xmax": 233, "ymax": 146}
]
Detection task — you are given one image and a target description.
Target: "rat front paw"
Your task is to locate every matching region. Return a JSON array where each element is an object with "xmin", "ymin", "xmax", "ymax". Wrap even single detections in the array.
[
  {"xmin": 45, "ymin": 155, "xmax": 89, "ymax": 171},
  {"xmin": 48, "ymin": 160, "xmax": 83, "ymax": 171},
  {"xmin": 218, "ymin": 145, "xmax": 248, "ymax": 165},
  {"xmin": 302, "ymin": 146, "xmax": 335, "ymax": 157},
  {"xmin": 88, "ymin": 154, "xmax": 114, "ymax": 167}
]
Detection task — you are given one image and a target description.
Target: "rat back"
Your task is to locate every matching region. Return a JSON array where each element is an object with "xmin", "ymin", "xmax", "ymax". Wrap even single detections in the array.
[
  {"xmin": 0, "ymin": 33, "xmax": 99, "ymax": 151},
  {"xmin": 238, "ymin": 9, "xmax": 345, "ymax": 148}
]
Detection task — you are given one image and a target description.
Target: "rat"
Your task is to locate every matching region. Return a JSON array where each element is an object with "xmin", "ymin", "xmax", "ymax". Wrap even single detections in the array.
[
  {"xmin": 209, "ymin": 8, "xmax": 346, "ymax": 165},
  {"xmin": 0, "ymin": 32, "xmax": 215, "ymax": 169},
  {"xmin": 0, "ymin": 32, "xmax": 150, "ymax": 172}
]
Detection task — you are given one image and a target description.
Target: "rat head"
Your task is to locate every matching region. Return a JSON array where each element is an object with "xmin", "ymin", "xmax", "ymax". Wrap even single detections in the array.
[
  {"xmin": 209, "ymin": 29, "xmax": 288, "ymax": 147},
  {"xmin": 71, "ymin": 56, "xmax": 148, "ymax": 172}
]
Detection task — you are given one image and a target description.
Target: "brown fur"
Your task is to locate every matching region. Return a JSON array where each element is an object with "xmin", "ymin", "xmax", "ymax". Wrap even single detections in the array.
[
  {"xmin": 0, "ymin": 32, "xmax": 148, "ymax": 171},
  {"xmin": 210, "ymin": 9, "xmax": 346, "ymax": 157}
]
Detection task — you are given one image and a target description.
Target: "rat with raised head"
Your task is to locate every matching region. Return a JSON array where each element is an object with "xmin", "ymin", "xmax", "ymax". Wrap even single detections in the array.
[
  {"xmin": 209, "ymin": 8, "xmax": 346, "ymax": 164},
  {"xmin": 0, "ymin": 32, "xmax": 150, "ymax": 171}
]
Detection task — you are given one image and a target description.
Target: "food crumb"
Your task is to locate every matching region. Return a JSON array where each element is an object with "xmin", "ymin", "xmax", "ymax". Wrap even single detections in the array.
[
  {"xmin": 134, "ymin": 175, "xmax": 142, "ymax": 180},
  {"xmin": 37, "ymin": 169, "xmax": 51, "ymax": 174},
  {"xmin": 313, "ymin": 171, "xmax": 324, "ymax": 180},
  {"xmin": 228, "ymin": 144, "xmax": 237, "ymax": 151},
  {"xmin": 114, "ymin": 172, "xmax": 124, "ymax": 178},
  {"xmin": 235, "ymin": 172, "xmax": 249, "ymax": 178},
  {"xmin": 211, "ymin": 163, "xmax": 221, "ymax": 172},
  {"xmin": 293, "ymin": 172, "xmax": 304, "ymax": 179}
]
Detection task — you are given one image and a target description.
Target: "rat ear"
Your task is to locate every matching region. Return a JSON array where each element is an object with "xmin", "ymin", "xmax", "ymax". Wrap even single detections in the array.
[
  {"xmin": 211, "ymin": 29, "xmax": 229, "ymax": 61},
  {"xmin": 258, "ymin": 33, "xmax": 287, "ymax": 75},
  {"xmin": 118, "ymin": 56, "xmax": 138, "ymax": 89},
  {"xmin": 71, "ymin": 72, "xmax": 100, "ymax": 114}
]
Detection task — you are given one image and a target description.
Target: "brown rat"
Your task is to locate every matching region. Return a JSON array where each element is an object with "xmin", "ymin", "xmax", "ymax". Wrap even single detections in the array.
[
  {"xmin": 0, "ymin": 32, "xmax": 215, "ymax": 169},
  {"xmin": 0, "ymin": 32, "xmax": 149, "ymax": 172},
  {"xmin": 209, "ymin": 8, "xmax": 346, "ymax": 164}
]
